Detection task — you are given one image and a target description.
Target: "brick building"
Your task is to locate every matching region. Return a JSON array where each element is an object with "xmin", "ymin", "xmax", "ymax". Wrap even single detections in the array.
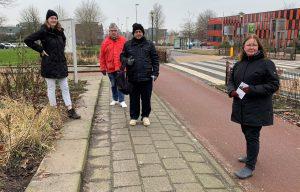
[{"xmin": 207, "ymin": 8, "xmax": 300, "ymax": 48}]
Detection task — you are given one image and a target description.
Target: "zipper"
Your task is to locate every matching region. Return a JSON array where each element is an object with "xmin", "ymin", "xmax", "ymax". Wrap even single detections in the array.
[{"xmin": 240, "ymin": 61, "xmax": 250, "ymax": 124}]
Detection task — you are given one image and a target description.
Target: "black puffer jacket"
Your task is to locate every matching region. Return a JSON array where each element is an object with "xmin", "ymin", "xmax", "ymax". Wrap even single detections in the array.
[
  {"xmin": 24, "ymin": 24, "xmax": 68, "ymax": 78},
  {"xmin": 120, "ymin": 37, "xmax": 159, "ymax": 82},
  {"xmin": 227, "ymin": 51, "xmax": 280, "ymax": 126}
]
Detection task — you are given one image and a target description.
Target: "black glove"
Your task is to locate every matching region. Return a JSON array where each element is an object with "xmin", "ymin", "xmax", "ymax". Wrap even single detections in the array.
[{"xmin": 127, "ymin": 56, "xmax": 135, "ymax": 66}]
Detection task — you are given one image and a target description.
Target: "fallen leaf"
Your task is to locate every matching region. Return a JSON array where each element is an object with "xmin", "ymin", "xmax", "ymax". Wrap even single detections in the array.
[{"xmin": 20, "ymin": 159, "xmax": 29, "ymax": 169}]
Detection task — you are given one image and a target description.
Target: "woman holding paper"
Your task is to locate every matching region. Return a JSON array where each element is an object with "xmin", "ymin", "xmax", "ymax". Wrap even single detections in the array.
[{"xmin": 227, "ymin": 35, "xmax": 279, "ymax": 179}]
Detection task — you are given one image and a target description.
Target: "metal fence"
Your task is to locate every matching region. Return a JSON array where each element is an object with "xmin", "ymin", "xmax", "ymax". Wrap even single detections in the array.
[
  {"xmin": 276, "ymin": 68, "xmax": 300, "ymax": 101},
  {"xmin": 225, "ymin": 62, "xmax": 300, "ymax": 102}
]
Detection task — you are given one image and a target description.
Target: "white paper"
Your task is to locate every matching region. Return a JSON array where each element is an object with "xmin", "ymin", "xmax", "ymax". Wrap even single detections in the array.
[
  {"xmin": 239, "ymin": 82, "xmax": 249, "ymax": 89},
  {"xmin": 236, "ymin": 82, "xmax": 249, "ymax": 99},
  {"xmin": 236, "ymin": 88, "xmax": 246, "ymax": 99}
]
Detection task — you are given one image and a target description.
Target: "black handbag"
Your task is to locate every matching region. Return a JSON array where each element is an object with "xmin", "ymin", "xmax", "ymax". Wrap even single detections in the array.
[{"xmin": 115, "ymin": 71, "xmax": 132, "ymax": 95}]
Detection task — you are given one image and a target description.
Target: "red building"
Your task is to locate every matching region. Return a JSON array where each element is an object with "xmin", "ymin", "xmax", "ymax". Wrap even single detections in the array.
[
  {"xmin": 207, "ymin": 18, "xmax": 222, "ymax": 46},
  {"xmin": 208, "ymin": 8, "xmax": 300, "ymax": 48}
]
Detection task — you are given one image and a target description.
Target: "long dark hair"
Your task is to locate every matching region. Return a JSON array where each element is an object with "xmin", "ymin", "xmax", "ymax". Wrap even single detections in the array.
[
  {"xmin": 44, "ymin": 20, "xmax": 63, "ymax": 31},
  {"xmin": 239, "ymin": 34, "xmax": 266, "ymax": 61}
]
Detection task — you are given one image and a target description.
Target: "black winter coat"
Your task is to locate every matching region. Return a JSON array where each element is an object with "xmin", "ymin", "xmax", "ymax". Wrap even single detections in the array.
[
  {"xmin": 24, "ymin": 25, "xmax": 68, "ymax": 78},
  {"xmin": 120, "ymin": 37, "xmax": 159, "ymax": 82},
  {"xmin": 227, "ymin": 52, "xmax": 280, "ymax": 127}
]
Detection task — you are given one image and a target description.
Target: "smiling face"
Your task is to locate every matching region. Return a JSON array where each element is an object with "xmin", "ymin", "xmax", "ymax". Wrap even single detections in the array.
[
  {"xmin": 243, "ymin": 38, "xmax": 259, "ymax": 56},
  {"xmin": 47, "ymin": 16, "xmax": 58, "ymax": 28}
]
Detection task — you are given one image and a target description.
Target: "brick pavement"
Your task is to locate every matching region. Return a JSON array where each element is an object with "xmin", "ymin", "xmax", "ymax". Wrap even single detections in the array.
[{"xmin": 81, "ymin": 77, "xmax": 243, "ymax": 192}]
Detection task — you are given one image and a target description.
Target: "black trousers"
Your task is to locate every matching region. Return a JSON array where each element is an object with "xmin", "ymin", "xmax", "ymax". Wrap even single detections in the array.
[
  {"xmin": 129, "ymin": 80, "xmax": 153, "ymax": 120},
  {"xmin": 241, "ymin": 124, "xmax": 262, "ymax": 170}
]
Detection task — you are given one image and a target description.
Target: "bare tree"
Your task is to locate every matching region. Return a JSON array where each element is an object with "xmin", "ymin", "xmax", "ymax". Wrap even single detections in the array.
[
  {"xmin": 0, "ymin": 0, "xmax": 15, "ymax": 7},
  {"xmin": 149, "ymin": 3, "xmax": 165, "ymax": 43},
  {"xmin": 54, "ymin": 4, "xmax": 68, "ymax": 20},
  {"xmin": 74, "ymin": 0, "xmax": 105, "ymax": 45},
  {"xmin": 195, "ymin": 9, "xmax": 216, "ymax": 41},
  {"xmin": 283, "ymin": 1, "xmax": 297, "ymax": 9},
  {"xmin": 75, "ymin": 0, "xmax": 105, "ymax": 23},
  {"xmin": 181, "ymin": 11, "xmax": 196, "ymax": 47},
  {"xmin": 0, "ymin": 15, "xmax": 6, "ymax": 26},
  {"xmin": 19, "ymin": 5, "xmax": 41, "ymax": 38},
  {"xmin": 0, "ymin": 0, "xmax": 15, "ymax": 26}
]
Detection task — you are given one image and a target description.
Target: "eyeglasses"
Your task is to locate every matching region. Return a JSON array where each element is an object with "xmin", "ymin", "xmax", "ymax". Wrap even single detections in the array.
[
  {"xmin": 245, "ymin": 44, "xmax": 258, "ymax": 47},
  {"xmin": 109, "ymin": 30, "xmax": 118, "ymax": 32}
]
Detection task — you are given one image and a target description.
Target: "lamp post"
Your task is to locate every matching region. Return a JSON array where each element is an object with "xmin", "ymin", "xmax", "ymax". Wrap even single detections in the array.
[
  {"xmin": 239, "ymin": 12, "xmax": 245, "ymax": 53},
  {"xmin": 135, "ymin": 4, "xmax": 139, "ymax": 23},
  {"xmin": 150, "ymin": 10, "xmax": 154, "ymax": 43},
  {"xmin": 125, "ymin": 17, "xmax": 129, "ymax": 32},
  {"xmin": 239, "ymin": 12, "xmax": 245, "ymax": 51}
]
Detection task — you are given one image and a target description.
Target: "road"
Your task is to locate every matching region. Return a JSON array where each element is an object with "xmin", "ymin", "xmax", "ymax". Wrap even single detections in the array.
[{"xmin": 154, "ymin": 65, "xmax": 300, "ymax": 192}]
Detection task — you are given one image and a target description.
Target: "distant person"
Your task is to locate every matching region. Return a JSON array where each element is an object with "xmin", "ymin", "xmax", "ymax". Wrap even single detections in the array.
[
  {"xmin": 227, "ymin": 34, "xmax": 279, "ymax": 179},
  {"xmin": 120, "ymin": 23, "xmax": 159, "ymax": 126},
  {"xmin": 24, "ymin": 9, "xmax": 80, "ymax": 119},
  {"xmin": 99, "ymin": 23, "xmax": 127, "ymax": 108}
]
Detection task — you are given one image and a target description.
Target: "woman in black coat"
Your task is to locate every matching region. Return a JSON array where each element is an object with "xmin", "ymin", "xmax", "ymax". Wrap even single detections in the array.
[
  {"xmin": 24, "ymin": 10, "xmax": 80, "ymax": 119},
  {"xmin": 227, "ymin": 34, "xmax": 279, "ymax": 179}
]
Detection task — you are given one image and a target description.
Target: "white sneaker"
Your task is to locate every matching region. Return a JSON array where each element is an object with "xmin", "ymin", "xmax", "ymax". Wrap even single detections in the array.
[
  {"xmin": 110, "ymin": 100, "xmax": 119, "ymax": 106},
  {"xmin": 120, "ymin": 101, "xmax": 127, "ymax": 108},
  {"xmin": 142, "ymin": 117, "xmax": 150, "ymax": 126},
  {"xmin": 129, "ymin": 119, "xmax": 137, "ymax": 126}
]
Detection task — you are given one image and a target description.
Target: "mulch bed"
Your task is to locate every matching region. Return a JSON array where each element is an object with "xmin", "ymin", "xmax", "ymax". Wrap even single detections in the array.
[{"xmin": 0, "ymin": 80, "xmax": 87, "ymax": 192}]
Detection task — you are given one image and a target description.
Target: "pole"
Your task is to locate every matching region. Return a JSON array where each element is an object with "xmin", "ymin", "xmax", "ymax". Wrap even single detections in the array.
[
  {"xmin": 151, "ymin": 12, "xmax": 154, "ymax": 42},
  {"xmin": 126, "ymin": 17, "xmax": 129, "ymax": 32},
  {"xmin": 71, "ymin": 19, "xmax": 78, "ymax": 84},
  {"xmin": 135, "ymin": 4, "xmax": 139, "ymax": 23}
]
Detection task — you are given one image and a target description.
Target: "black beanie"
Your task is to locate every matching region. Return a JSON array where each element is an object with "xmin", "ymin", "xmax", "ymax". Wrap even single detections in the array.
[
  {"xmin": 132, "ymin": 23, "xmax": 144, "ymax": 35},
  {"xmin": 46, "ymin": 9, "xmax": 58, "ymax": 20}
]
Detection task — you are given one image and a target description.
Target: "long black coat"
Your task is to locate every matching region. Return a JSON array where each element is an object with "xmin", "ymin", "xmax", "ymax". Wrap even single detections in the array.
[
  {"xmin": 120, "ymin": 37, "xmax": 159, "ymax": 82},
  {"xmin": 24, "ymin": 25, "xmax": 68, "ymax": 78},
  {"xmin": 227, "ymin": 52, "xmax": 280, "ymax": 127}
]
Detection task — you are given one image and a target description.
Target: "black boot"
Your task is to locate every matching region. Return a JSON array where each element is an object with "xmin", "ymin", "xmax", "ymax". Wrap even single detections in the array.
[{"xmin": 68, "ymin": 108, "xmax": 81, "ymax": 119}]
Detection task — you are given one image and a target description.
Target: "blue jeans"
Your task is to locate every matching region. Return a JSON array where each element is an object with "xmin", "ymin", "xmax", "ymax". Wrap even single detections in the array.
[{"xmin": 108, "ymin": 72, "xmax": 124, "ymax": 102}]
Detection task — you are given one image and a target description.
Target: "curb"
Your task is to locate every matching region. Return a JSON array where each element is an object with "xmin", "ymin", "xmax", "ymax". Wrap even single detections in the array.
[{"xmin": 26, "ymin": 76, "xmax": 102, "ymax": 192}]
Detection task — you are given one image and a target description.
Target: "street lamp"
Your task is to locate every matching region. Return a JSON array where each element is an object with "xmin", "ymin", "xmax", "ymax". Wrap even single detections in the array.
[
  {"xmin": 239, "ymin": 12, "xmax": 245, "ymax": 52},
  {"xmin": 125, "ymin": 17, "xmax": 129, "ymax": 32},
  {"xmin": 135, "ymin": 4, "xmax": 139, "ymax": 23},
  {"xmin": 150, "ymin": 10, "xmax": 154, "ymax": 43}
]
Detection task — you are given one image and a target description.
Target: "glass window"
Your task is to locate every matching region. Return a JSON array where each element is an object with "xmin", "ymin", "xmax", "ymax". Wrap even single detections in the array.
[
  {"xmin": 289, "ymin": 20, "xmax": 293, "ymax": 30},
  {"xmin": 293, "ymin": 9, "xmax": 297, "ymax": 19}
]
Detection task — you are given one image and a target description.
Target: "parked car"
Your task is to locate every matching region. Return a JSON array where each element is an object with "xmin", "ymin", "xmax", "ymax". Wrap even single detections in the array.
[
  {"xmin": 200, "ymin": 42, "xmax": 208, "ymax": 46},
  {"xmin": 0, "ymin": 43, "xmax": 5, "ymax": 49},
  {"xmin": 3, "ymin": 43, "xmax": 16, "ymax": 48}
]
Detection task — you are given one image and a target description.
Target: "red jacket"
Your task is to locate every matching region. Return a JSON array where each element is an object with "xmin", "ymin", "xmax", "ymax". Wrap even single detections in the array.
[{"xmin": 99, "ymin": 36, "xmax": 126, "ymax": 73}]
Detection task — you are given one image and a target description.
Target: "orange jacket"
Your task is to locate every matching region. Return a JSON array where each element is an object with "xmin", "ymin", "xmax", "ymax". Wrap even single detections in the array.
[{"xmin": 99, "ymin": 36, "xmax": 126, "ymax": 73}]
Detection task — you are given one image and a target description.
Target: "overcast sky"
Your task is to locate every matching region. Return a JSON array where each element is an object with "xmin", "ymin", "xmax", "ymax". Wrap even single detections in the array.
[{"xmin": 1, "ymin": 0, "xmax": 299, "ymax": 31}]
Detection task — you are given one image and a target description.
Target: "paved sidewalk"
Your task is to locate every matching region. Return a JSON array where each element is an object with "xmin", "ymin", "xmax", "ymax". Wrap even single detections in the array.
[{"xmin": 82, "ymin": 77, "xmax": 242, "ymax": 192}]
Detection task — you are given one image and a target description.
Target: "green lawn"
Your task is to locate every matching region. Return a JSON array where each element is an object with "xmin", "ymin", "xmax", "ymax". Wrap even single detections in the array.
[
  {"xmin": 0, "ymin": 48, "xmax": 40, "ymax": 66},
  {"xmin": 180, "ymin": 49, "xmax": 219, "ymax": 55},
  {"xmin": 0, "ymin": 46, "xmax": 101, "ymax": 66}
]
